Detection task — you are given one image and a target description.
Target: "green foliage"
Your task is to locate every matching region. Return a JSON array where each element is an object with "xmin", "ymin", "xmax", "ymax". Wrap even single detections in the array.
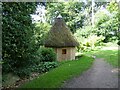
[
  {"xmin": 117, "ymin": 40, "xmax": 120, "ymax": 45},
  {"xmin": 42, "ymin": 62, "xmax": 58, "ymax": 72},
  {"xmin": 20, "ymin": 56, "xmax": 94, "ymax": 88},
  {"xmin": 94, "ymin": 1, "xmax": 119, "ymax": 42},
  {"xmin": 32, "ymin": 22, "xmax": 51, "ymax": 46},
  {"xmin": 2, "ymin": 2, "xmax": 37, "ymax": 76},
  {"xmin": 74, "ymin": 1, "xmax": 119, "ymax": 51},
  {"xmin": 2, "ymin": 0, "xmax": 119, "ymax": 81},
  {"xmin": 31, "ymin": 62, "xmax": 58, "ymax": 73},
  {"xmin": 37, "ymin": 47, "xmax": 57, "ymax": 62},
  {"xmin": 74, "ymin": 29, "xmax": 105, "ymax": 52},
  {"xmin": 46, "ymin": 2, "xmax": 85, "ymax": 33},
  {"xmin": 85, "ymin": 49, "xmax": 118, "ymax": 67},
  {"xmin": 75, "ymin": 26, "xmax": 95, "ymax": 38},
  {"xmin": 31, "ymin": 63, "xmax": 43, "ymax": 73},
  {"xmin": 14, "ymin": 66, "xmax": 32, "ymax": 78},
  {"xmin": 46, "ymin": 1, "xmax": 118, "ymax": 43},
  {"xmin": 28, "ymin": 47, "xmax": 57, "ymax": 74}
]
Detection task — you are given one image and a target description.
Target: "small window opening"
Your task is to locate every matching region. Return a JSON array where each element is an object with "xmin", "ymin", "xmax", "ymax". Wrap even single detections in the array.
[{"xmin": 62, "ymin": 49, "xmax": 66, "ymax": 54}]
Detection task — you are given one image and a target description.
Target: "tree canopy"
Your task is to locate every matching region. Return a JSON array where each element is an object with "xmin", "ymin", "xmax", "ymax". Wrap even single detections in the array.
[
  {"xmin": 46, "ymin": 1, "xmax": 119, "ymax": 43},
  {"xmin": 46, "ymin": 1, "xmax": 85, "ymax": 33},
  {"xmin": 2, "ymin": 2, "xmax": 37, "ymax": 74},
  {"xmin": 2, "ymin": 0, "xmax": 119, "ymax": 78}
]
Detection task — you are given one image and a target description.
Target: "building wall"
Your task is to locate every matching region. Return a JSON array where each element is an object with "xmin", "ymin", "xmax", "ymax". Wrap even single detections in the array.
[{"xmin": 54, "ymin": 47, "xmax": 76, "ymax": 61}]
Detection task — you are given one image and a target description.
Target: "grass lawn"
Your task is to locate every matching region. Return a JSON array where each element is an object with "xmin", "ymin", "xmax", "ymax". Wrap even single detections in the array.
[
  {"xmin": 85, "ymin": 49, "xmax": 119, "ymax": 67},
  {"xmin": 19, "ymin": 55, "xmax": 94, "ymax": 88}
]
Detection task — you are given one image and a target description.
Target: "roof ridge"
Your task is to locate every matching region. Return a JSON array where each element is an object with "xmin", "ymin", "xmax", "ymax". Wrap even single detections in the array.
[{"xmin": 44, "ymin": 18, "xmax": 79, "ymax": 47}]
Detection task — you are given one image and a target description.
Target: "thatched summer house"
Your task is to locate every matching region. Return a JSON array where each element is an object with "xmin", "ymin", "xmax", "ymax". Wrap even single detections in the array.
[{"xmin": 44, "ymin": 17, "xmax": 79, "ymax": 61}]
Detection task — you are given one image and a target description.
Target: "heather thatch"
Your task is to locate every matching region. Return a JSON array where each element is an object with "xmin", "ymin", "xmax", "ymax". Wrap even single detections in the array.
[{"xmin": 44, "ymin": 17, "xmax": 79, "ymax": 47}]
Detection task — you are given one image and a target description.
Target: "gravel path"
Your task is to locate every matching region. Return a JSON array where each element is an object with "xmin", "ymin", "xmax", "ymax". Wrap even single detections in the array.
[{"xmin": 62, "ymin": 58, "xmax": 118, "ymax": 88}]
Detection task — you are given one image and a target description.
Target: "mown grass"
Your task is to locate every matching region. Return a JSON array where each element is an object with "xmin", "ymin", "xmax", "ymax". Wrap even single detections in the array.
[
  {"xmin": 19, "ymin": 55, "xmax": 94, "ymax": 88},
  {"xmin": 85, "ymin": 49, "xmax": 119, "ymax": 67}
]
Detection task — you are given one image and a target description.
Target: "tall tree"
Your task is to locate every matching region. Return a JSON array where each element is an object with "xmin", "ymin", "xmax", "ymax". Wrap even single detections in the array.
[
  {"xmin": 2, "ymin": 2, "xmax": 37, "ymax": 74},
  {"xmin": 46, "ymin": 1, "xmax": 85, "ymax": 33},
  {"xmin": 94, "ymin": 0, "xmax": 119, "ymax": 42}
]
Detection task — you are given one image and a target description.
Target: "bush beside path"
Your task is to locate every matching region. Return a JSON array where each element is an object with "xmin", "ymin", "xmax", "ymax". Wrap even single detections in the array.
[{"xmin": 19, "ymin": 56, "xmax": 94, "ymax": 88}]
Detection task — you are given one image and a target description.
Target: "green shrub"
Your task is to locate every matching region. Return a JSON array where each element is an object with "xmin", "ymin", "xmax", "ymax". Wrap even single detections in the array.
[
  {"xmin": 2, "ymin": 58, "xmax": 36, "ymax": 78},
  {"xmin": 75, "ymin": 35, "xmax": 105, "ymax": 52},
  {"xmin": 43, "ymin": 62, "xmax": 58, "ymax": 72},
  {"xmin": 2, "ymin": 60, "xmax": 12, "ymax": 74},
  {"xmin": 2, "ymin": 47, "xmax": 57, "ymax": 78},
  {"xmin": 37, "ymin": 47, "xmax": 57, "ymax": 62},
  {"xmin": 31, "ymin": 62, "xmax": 58, "ymax": 73},
  {"xmin": 117, "ymin": 40, "xmax": 120, "ymax": 46},
  {"xmin": 31, "ymin": 63, "xmax": 43, "ymax": 73},
  {"xmin": 14, "ymin": 66, "xmax": 32, "ymax": 78},
  {"xmin": 2, "ymin": 3, "xmax": 37, "ymax": 78}
]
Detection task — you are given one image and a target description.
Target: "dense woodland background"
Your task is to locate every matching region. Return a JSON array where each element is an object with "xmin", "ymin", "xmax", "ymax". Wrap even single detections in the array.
[{"xmin": 2, "ymin": 0, "xmax": 120, "ymax": 87}]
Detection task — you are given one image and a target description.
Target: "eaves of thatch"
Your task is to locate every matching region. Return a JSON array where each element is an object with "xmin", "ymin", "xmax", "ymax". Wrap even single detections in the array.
[{"xmin": 44, "ymin": 17, "xmax": 79, "ymax": 48}]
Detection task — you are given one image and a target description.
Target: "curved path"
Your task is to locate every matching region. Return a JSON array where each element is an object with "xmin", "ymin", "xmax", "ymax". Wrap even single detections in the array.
[{"xmin": 62, "ymin": 58, "xmax": 118, "ymax": 88}]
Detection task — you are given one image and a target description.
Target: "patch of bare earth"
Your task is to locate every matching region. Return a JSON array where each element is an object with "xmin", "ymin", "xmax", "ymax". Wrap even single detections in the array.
[{"xmin": 2, "ymin": 72, "xmax": 41, "ymax": 89}]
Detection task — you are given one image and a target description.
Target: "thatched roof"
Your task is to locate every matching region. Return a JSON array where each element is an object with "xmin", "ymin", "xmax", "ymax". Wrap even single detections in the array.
[{"xmin": 44, "ymin": 17, "xmax": 79, "ymax": 47}]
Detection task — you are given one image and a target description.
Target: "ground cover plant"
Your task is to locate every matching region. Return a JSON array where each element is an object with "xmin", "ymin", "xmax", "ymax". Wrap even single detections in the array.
[
  {"xmin": 2, "ymin": 1, "xmax": 119, "ymax": 89},
  {"xmin": 2, "ymin": 47, "xmax": 58, "ymax": 88},
  {"xmin": 20, "ymin": 55, "xmax": 94, "ymax": 88}
]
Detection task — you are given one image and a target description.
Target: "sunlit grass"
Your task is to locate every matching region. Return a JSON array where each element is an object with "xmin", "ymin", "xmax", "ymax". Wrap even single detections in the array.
[
  {"xmin": 84, "ymin": 49, "xmax": 118, "ymax": 67},
  {"xmin": 19, "ymin": 56, "xmax": 94, "ymax": 88}
]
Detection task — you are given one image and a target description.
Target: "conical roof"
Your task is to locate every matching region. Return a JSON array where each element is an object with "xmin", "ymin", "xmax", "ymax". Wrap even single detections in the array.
[{"xmin": 44, "ymin": 17, "xmax": 79, "ymax": 47}]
